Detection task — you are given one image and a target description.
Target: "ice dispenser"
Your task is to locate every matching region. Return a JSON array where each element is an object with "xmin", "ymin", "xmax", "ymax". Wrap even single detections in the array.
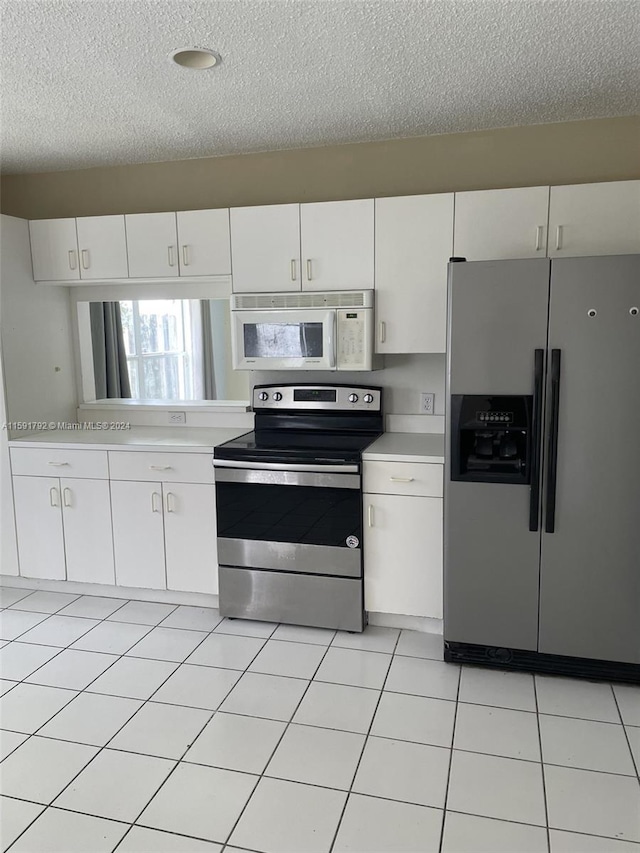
[{"xmin": 450, "ymin": 395, "xmax": 533, "ymax": 484}]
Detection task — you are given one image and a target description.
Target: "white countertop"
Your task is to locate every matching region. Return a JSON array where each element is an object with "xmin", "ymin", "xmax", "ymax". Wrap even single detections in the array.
[
  {"xmin": 8, "ymin": 426, "xmax": 251, "ymax": 453},
  {"xmin": 363, "ymin": 432, "xmax": 445, "ymax": 464}
]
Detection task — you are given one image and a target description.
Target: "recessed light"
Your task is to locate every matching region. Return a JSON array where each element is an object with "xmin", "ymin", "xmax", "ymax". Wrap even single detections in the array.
[{"xmin": 170, "ymin": 48, "xmax": 221, "ymax": 69}]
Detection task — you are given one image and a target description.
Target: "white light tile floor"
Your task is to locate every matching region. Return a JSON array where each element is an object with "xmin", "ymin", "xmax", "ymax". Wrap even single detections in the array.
[{"xmin": 1, "ymin": 586, "xmax": 639, "ymax": 853}]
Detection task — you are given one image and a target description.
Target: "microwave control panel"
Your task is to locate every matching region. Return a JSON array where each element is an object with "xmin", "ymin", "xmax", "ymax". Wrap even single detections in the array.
[{"xmin": 337, "ymin": 309, "xmax": 373, "ymax": 370}]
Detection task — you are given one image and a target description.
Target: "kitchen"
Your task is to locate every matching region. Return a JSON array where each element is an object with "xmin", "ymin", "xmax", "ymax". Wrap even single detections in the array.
[{"xmin": 1, "ymin": 2, "xmax": 640, "ymax": 852}]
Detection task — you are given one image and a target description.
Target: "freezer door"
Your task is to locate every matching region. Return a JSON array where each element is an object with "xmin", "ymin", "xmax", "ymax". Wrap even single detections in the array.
[
  {"xmin": 539, "ymin": 254, "xmax": 640, "ymax": 664},
  {"xmin": 445, "ymin": 259, "xmax": 551, "ymax": 650}
]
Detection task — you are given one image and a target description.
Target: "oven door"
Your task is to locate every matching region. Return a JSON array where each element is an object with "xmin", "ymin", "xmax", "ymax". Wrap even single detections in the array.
[
  {"xmin": 230, "ymin": 309, "xmax": 336, "ymax": 371},
  {"xmin": 214, "ymin": 463, "xmax": 362, "ymax": 578}
]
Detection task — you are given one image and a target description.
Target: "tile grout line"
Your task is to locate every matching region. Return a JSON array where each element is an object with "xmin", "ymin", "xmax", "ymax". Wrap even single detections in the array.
[
  {"xmin": 533, "ymin": 675, "xmax": 552, "ymax": 853},
  {"xmin": 436, "ymin": 660, "xmax": 462, "ymax": 853},
  {"xmin": 610, "ymin": 683, "xmax": 640, "ymax": 784}
]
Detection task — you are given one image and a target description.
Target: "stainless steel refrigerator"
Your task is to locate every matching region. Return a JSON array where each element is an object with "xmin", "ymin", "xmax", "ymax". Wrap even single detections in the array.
[{"xmin": 444, "ymin": 254, "xmax": 640, "ymax": 682}]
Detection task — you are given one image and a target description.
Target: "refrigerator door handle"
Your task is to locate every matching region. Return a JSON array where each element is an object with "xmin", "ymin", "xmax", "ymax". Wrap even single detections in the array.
[
  {"xmin": 545, "ymin": 349, "xmax": 562, "ymax": 533},
  {"xmin": 529, "ymin": 349, "xmax": 545, "ymax": 532}
]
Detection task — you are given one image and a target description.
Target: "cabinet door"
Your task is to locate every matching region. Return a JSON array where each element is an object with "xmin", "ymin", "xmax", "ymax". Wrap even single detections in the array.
[
  {"xmin": 548, "ymin": 180, "xmax": 640, "ymax": 257},
  {"xmin": 29, "ymin": 219, "xmax": 80, "ymax": 281},
  {"xmin": 61, "ymin": 478, "xmax": 115, "ymax": 585},
  {"xmin": 454, "ymin": 187, "xmax": 550, "ymax": 261},
  {"xmin": 176, "ymin": 209, "xmax": 231, "ymax": 276},
  {"xmin": 110, "ymin": 480, "xmax": 166, "ymax": 589},
  {"xmin": 301, "ymin": 199, "xmax": 374, "ymax": 291},
  {"xmin": 230, "ymin": 204, "xmax": 301, "ymax": 292},
  {"xmin": 13, "ymin": 476, "xmax": 66, "ymax": 580},
  {"xmin": 125, "ymin": 212, "xmax": 179, "ymax": 278},
  {"xmin": 76, "ymin": 215, "xmax": 128, "ymax": 279},
  {"xmin": 364, "ymin": 494, "xmax": 442, "ymax": 619},
  {"xmin": 375, "ymin": 194, "xmax": 453, "ymax": 353},
  {"xmin": 164, "ymin": 483, "xmax": 217, "ymax": 594}
]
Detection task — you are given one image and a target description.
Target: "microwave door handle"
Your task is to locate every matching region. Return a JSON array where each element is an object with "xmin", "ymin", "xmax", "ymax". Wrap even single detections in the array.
[{"xmin": 327, "ymin": 313, "xmax": 336, "ymax": 368}]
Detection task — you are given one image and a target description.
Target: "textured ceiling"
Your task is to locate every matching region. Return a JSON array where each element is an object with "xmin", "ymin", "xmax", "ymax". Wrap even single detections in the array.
[{"xmin": 1, "ymin": 0, "xmax": 639, "ymax": 175}]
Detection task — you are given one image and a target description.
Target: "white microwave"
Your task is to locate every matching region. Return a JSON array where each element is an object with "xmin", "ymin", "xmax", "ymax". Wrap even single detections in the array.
[{"xmin": 230, "ymin": 290, "xmax": 380, "ymax": 371}]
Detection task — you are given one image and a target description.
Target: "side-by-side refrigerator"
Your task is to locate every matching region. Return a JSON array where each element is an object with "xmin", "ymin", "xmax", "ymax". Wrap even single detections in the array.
[{"xmin": 444, "ymin": 254, "xmax": 640, "ymax": 683}]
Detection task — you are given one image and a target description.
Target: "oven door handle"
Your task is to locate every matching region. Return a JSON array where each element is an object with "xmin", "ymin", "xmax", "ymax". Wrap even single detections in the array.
[{"xmin": 213, "ymin": 459, "xmax": 359, "ymax": 474}]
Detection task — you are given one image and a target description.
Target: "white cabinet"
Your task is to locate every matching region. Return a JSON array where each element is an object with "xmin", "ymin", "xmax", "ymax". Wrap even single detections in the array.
[
  {"xmin": 453, "ymin": 186, "xmax": 550, "ymax": 261},
  {"xmin": 375, "ymin": 194, "xmax": 453, "ymax": 353},
  {"xmin": 363, "ymin": 460, "xmax": 443, "ymax": 619},
  {"xmin": 230, "ymin": 204, "xmax": 301, "ymax": 293},
  {"xmin": 12, "ymin": 475, "xmax": 114, "ymax": 584},
  {"xmin": 548, "ymin": 180, "xmax": 640, "ymax": 257},
  {"xmin": 164, "ymin": 483, "xmax": 217, "ymax": 594},
  {"xmin": 300, "ymin": 199, "xmax": 374, "ymax": 291},
  {"xmin": 176, "ymin": 209, "xmax": 232, "ymax": 276},
  {"xmin": 125, "ymin": 212, "xmax": 179, "ymax": 278},
  {"xmin": 29, "ymin": 218, "xmax": 80, "ymax": 281},
  {"xmin": 110, "ymin": 480, "xmax": 167, "ymax": 589},
  {"xmin": 75, "ymin": 215, "xmax": 129, "ymax": 279}
]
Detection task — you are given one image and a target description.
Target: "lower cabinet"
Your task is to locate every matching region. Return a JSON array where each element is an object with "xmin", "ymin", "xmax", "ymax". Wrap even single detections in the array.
[
  {"xmin": 363, "ymin": 461, "xmax": 443, "ymax": 619},
  {"xmin": 12, "ymin": 475, "xmax": 114, "ymax": 584}
]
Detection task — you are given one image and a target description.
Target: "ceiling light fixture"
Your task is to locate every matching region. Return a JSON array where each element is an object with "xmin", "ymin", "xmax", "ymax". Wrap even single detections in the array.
[{"xmin": 170, "ymin": 48, "xmax": 221, "ymax": 69}]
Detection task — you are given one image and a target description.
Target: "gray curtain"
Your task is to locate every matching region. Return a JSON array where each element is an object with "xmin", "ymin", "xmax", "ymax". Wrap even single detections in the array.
[
  {"xmin": 90, "ymin": 302, "xmax": 131, "ymax": 398},
  {"xmin": 201, "ymin": 300, "xmax": 216, "ymax": 400}
]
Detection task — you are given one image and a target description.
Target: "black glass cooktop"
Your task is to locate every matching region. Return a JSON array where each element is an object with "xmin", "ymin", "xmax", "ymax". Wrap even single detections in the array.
[{"xmin": 214, "ymin": 429, "xmax": 381, "ymax": 465}]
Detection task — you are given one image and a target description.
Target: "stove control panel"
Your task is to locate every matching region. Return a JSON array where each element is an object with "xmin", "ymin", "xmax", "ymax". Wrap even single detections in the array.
[{"xmin": 253, "ymin": 384, "xmax": 382, "ymax": 412}]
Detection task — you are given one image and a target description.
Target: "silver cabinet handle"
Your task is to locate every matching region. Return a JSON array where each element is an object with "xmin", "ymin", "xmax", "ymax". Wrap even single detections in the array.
[
  {"xmin": 151, "ymin": 491, "xmax": 161, "ymax": 513},
  {"xmin": 535, "ymin": 226, "xmax": 544, "ymax": 252},
  {"xmin": 390, "ymin": 477, "xmax": 414, "ymax": 483},
  {"xmin": 149, "ymin": 465, "xmax": 172, "ymax": 471},
  {"xmin": 81, "ymin": 248, "xmax": 90, "ymax": 269},
  {"xmin": 168, "ymin": 245, "xmax": 176, "ymax": 267},
  {"xmin": 68, "ymin": 250, "xmax": 77, "ymax": 270},
  {"xmin": 63, "ymin": 487, "xmax": 72, "ymax": 507},
  {"xmin": 379, "ymin": 321, "xmax": 386, "ymax": 344},
  {"xmin": 182, "ymin": 245, "xmax": 190, "ymax": 266},
  {"xmin": 50, "ymin": 487, "xmax": 59, "ymax": 507},
  {"xmin": 306, "ymin": 259, "xmax": 313, "ymax": 281},
  {"xmin": 47, "ymin": 461, "xmax": 70, "ymax": 467},
  {"xmin": 166, "ymin": 492, "xmax": 175, "ymax": 513},
  {"xmin": 290, "ymin": 259, "xmax": 297, "ymax": 281},
  {"xmin": 555, "ymin": 225, "xmax": 564, "ymax": 251},
  {"xmin": 367, "ymin": 504, "xmax": 374, "ymax": 527}
]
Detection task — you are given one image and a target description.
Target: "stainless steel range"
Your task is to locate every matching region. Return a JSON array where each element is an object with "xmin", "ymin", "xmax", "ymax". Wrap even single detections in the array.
[{"xmin": 213, "ymin": 383, "xmax": 383, "ymax": 631}]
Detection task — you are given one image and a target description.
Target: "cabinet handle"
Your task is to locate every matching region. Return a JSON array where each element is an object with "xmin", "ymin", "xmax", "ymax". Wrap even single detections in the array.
[
  {"xmin": 535, "ymin": 226, "xmax": 544, "ymax": 252},
  {"xmin": 47, "ymin": 461, "xmax": 69, "ymax": 467},
  {"xmin": 390, "ymin": 477, "xmax": 414, "ymax": 483},
  {"xmin": 379, "ymin": 321, "xmax": 386, "ymax": 344},
  {"xmin": 68, "ymin": 250, "xmax": 77, "ymax": 270},
  {"xmin": 367, "ymin": 504, "xmax": 374, "ymax": 527},
  {"xmin": 290, "ymin": 259, "xmax": 297, "ymax": 281},
  {"xmin": 166, "ymin": 492, "xmax": 175, "ymax": 513},
  {"xmin": 81, "ymin": 248, "xmax": 90, "ymax": 269},
  {"xmin": 63, "ymin": 487, "xmax": 72, "ymax": 507},
  {"xmin": 168, "ymin": 245, "xmax": 176, "ymax": 267},
  {"xmin": 151, "ymin": 491, "xmax": 161, "ymax": 513},
  {"xmin": 149, "ymin": 464, "xmax": 172, "ymax": 471},
  {"xmin": 50, "ymin": 487, "xmax": 59, "ymax": 507},
  {"xmin": 182, "ymin": 245, "xmax": 190, "ymax": 266},
  {"xmin": 555, "ymin": 225, "xmax": 564, "ymax": 251},
  {"xmin": 306, "ymin": 259, "xmax": 313, "ymax": 281}
]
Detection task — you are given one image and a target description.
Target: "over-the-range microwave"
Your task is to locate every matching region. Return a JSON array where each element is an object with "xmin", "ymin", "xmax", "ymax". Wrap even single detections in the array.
[{"xmin": 230, "ymin": 290, "xmax": 382, "ymax": 371}]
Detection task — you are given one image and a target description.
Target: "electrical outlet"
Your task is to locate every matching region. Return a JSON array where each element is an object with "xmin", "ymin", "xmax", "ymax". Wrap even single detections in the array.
[
  {"xmin": 168, "ymin": 411, "xmax": 186, "ymax": 424},
  {"xmin": 420, "ymin": 393, "xmax": 435, "ymax": 415}
]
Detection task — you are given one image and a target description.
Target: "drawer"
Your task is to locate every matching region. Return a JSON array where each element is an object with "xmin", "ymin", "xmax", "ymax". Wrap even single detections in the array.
[
  {"xmin": 363, "ymin": 460, "xmax": 443, "ymax": 497},
  {"xmin": 108, "ymin": 451, "xmax": 214, "ymax": 484},
  {"xmin": 10, "ymin": 447, "xmax": 109, "ymax": 479}
]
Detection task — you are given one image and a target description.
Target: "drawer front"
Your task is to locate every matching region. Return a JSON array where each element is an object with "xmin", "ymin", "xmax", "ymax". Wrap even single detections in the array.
[
  {"xmin": 109, "ymin": 451, "xmax": 214, "ymax": 484},
  {"xmin": 10, "ymin": 447, "xmax": 109, "ymax": 479},
  {"xmin": 363, "ymin": 460, "xmax": 443, "ymax": 497}
]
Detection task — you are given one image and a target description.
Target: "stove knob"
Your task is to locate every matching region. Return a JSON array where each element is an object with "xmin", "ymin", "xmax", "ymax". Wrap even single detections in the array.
[
  {"xmin": 258, "ymin": 392, "xmax": 269, "ymax": 401},
  {"xmin": 273, "ymin": 392, "xmax": 283, "ymax": 401},
  {"xmin": 348, "ymin": 393, "xmax": 359, "ymax": 403},
  {"xmin": 363, "ymin": 393, "xmax": 374, "ymax": 404}
]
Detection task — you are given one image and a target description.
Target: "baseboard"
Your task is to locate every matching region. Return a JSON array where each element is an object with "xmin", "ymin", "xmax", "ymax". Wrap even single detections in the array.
[{"xmin": 368, "ymin": 611, "xmax": 443, "ymax": 634}]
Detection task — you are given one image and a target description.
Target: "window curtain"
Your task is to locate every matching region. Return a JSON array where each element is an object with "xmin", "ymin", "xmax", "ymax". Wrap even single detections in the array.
[
  {"xmin": 191, "ymin": 300, "xmax": 216, "ymax": 400},
  {"xmin": 90, "ymin": 302, "xmax": 131, "ymax": 399}
]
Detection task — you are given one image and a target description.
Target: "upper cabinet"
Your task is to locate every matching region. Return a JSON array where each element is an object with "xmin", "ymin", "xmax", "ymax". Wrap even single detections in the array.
[
  {"xmin": 230, "ymin": 199, "xmax": 374, "ymax": 293},
  {"xmin": 548, "ymin": 180, "xmax": 640, "ymax": 258},
  {"xmin": 75, "ymin": 215, "xmax": 129, "ymax": 279},
  {"xmin": 125, "ymin": 212, "xmax": 179, "ymax": 278},
  {"xmin": 230, "ymin": 203, "xmax": 301, "ymax": 292},
  {"xmin": 453, "ymin": 186, "xmax": 550, "ymax": 261},
  {"xmin": 176, "ymin": 209, "xmax": 231, "ymax": 276},
  {"xmin": 375, "ymin": 194, "xmax": 454, "ymax": 353},
  {"xmin": 300, "ymin": 199, "xmax": 374, "ymax": 292},
  {"xmin": 29, "ymin": 218, "xmax": 81, "ymax": 281}
]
